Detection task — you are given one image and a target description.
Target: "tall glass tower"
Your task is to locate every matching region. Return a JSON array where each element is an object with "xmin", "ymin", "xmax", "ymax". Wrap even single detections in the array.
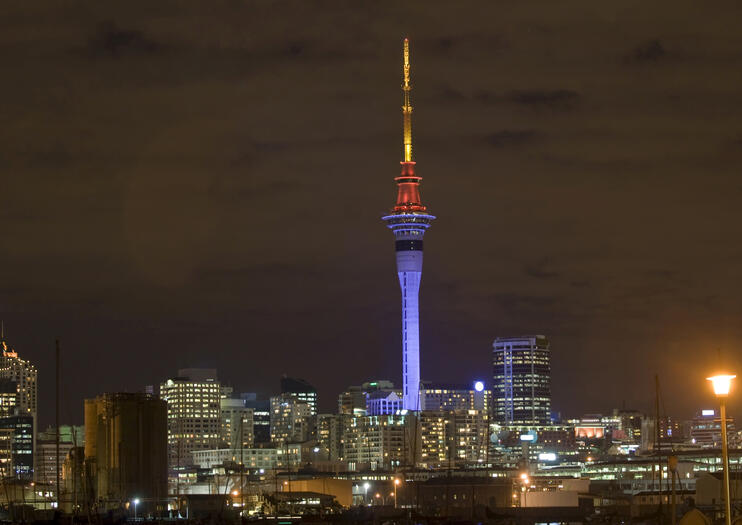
[
  {"xmin": 382, "ymin": 39, "xmax": 435, "ymax": 411},
  {"xmin": 492, "ymin": 336, "xmax": 552, "ymax": 425}
]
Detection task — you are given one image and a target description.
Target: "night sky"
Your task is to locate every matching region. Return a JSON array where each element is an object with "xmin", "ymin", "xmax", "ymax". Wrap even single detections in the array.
[{"xmin": 3, "ymin": 1, "xmax": 742, "ymax": 426}]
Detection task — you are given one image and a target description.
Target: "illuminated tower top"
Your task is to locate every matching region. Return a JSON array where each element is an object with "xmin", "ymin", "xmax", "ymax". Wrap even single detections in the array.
[
  {"xmin": 402, "ymin": 38, "xmax": 413, "ymax": 163},
  {"xmin": 391, "ymin": 38, "xmax": 431, "ymax": 218}
]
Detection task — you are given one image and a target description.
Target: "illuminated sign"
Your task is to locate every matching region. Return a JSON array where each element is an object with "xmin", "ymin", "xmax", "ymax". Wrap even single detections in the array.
[
  {"xmin": 701, "ymin": 409, "xmax": 715, "ymax": 417},
  {"xmin": 520, "ymin": 434, "xmax": 534, "ymax": 442},
  {"xmin": 538, "ymin": 452, "xmax": 556, "ymax": 461}
]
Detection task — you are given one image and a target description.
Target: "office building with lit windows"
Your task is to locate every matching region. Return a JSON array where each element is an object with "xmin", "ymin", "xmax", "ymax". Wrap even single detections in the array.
[
  {"xmin": 160, "ymin": 369, "xmax": 221, "ymax": 469},
  {"xmin": 0, "ymin": 415, "xmax": 33, "ymax": 479},
  {"xmin": 492, "ymin": 336, "xmax": 551, "ymax": 425},
  {"xmin": 419, "ymin": 382, "xmax": 489, "ymax": 412},
  {"xmin": 317, "ymin": 413, "xmax": 350, "ymax": 461},
  {"xmin": 0, "ymin": 332, "xmax": 38, "ymax": 468},
  {"xmin": 0, "ymin": 335, "xmax": 37, "ymax": 420},
  {"xmin": 689, "ymin": 409, "xmax": 734, "ymax": 448},
  {"xmin": 338, "ymin": 380, "xmax": 395, "ymax": 416},
  {"xmin": 241, "ymin": 393, "xmax": 271, "ymax": 443},
  {"xmin": 342, "ymin": 414, "xmax": 412, "ymax": 471},
  {"xmin": 220, "ymin": 398, "xmax": 254, "ymax": 450},
  {"xmin": 366, "ymin": 391, "xmax": 403, "ymax": 416},
  {"xmin": 270, "ymin": 393, "xmax": 311, "ymax": 445},
  {"xmin": 280, "ymin": 376, "xmax": 318, "ymax": 416}
]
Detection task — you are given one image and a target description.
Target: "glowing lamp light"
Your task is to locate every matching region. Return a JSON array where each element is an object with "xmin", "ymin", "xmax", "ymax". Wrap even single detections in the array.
[
  {"xmin": 708, "ymin": 374, "xmax": 736, "ymax": 397},
  {"xmin": 232, "ymin": 490, "xmax": 239, "ymax": 497},
  {"xmin": 133, "ymin": 498, "xmax": 140, "ymax": 505},
  {"xmin": 394, "ymin": 478, "xmax": 401, "ymax": 486},
  {"xmin": 474, "ymin": 381, "xmax": 484, "ymax": 392},
  {"xmin": 364, "ymin": 482, "xmax": 370, "ymax": 490}
]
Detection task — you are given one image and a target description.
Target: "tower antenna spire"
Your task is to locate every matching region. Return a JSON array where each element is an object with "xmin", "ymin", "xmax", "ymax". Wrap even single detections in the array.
[{"xmin": 402, "ymin": 37, "xmax": 413, "ymax": 163}]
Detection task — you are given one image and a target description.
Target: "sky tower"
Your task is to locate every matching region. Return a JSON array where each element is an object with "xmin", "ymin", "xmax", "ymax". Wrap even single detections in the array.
[{"xmin": 382, "ymin": 39, "xmax": 435, "ymax": 412}]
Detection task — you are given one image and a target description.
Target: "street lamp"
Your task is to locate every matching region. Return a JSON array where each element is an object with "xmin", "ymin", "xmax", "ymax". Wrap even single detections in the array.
[
  {"xmin": 133, "ymin": 498, "xmax": 140, "ymax": 520},
  {"xmin": 393, "ymin": 478, "xmax": 400, "ymax": 508},
  {"xmin": 363, "ymin": 482, "xmax": 370, "ymax": 504},
  {"xmin": 708, "ymin": 374, "xmax": 736, "ymax": 525},
  {"xmin": 519, "ymin": 473, "xmax": 529, "ymax": 508}
]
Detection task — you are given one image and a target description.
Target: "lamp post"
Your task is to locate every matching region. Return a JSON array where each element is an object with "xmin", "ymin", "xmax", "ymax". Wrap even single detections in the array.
[
  {"xmin": 394, "ymin": 478, "xmax": 400, "ymax": 508},
  {"xmin": 708, "ymin": 374, "xmax": 736, "ymax": 525},
  {"xmin": 363, "ymin": 482, "xmax": 370, "ymax": 504},
  {"xmin": 133, "ymin": 498, "xmax": 140, "ymax": 521}
]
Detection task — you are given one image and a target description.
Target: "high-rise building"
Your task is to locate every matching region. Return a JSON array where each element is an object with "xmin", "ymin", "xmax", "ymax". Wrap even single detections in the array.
[
  {"xmin": 220, "ymin": 398, "xmax": 254, "ymax": 451},
  {"xmin": 35, "ymin": 425, "xmax": 84, "ymax": 490},
  {"xmin": 0, "ymin": 332, "xmax": 37, "ymax": 419},
  {"xmin": 342, "ymin": 414, "xmax": 414, "ymax": 470},
  {"xmin": 382, "ymin": 39, "xmax": 435, "ymax": 412},
  {"xmin": 84, "ymin": 393, "xmax": 167, "ymax": 515},
  {"xmin": 0, "ymin": 380, "xmax": 18, "ymax": 418},
  {"xmin": 689, "ymin": 409, "xmax": 733, "ymax": 448},
  {"xmin": 159, "ymin": 369, "xmax": 221, "ymax": 469},
  {"xmin": 338, "ymin": 380, "xmax": 396, "ymax": 416},
  {"xmin": 417, "ymin": 409, "xmax": 489, "ymax": 469},
  {"xmin": 492, "ymin": 336, "xmax": 551, "ymax": 425},
  {"xmin": 270, "ymin": 393, "xmax": 311, "ymax": 445},
  {"xmin": 317, "ymin": 413, "xmax": 351, "ymax": 462},
  {"xmin": 419, "ymin": 382, "xmax": 489, "ymax": 412},
  {"xmin": 366, "ymin": 391, "xmax": 403, "ymax": 416},
  {"xmin": 280, "ymin": 376, "xmax": 318, "ymax": 416},
  {"xmin": 242, "ymin": 393, "xmax": 271, "ymax": 444},
  {"xmin": 0, "ymin": 415, "xmax": 33, "ymax": 479}
]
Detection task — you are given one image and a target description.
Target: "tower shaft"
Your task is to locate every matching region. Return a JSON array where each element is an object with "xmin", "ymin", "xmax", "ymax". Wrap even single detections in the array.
[{"xmin": 382, "ymin": 38, "xmax": 435, "ymax": 412}]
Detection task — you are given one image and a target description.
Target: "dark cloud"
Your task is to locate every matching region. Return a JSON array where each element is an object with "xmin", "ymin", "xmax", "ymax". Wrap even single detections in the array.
[
  {"xmin": 507, "ymin": 89, "xmax": 580, "ymax": 110},
  {"xmin": 523, "ymin": 258, "xmax": 560, "ymax": 279},
  {"xmin": 88, "ymin": 21, "xmax": 158, "ymax": 58},
  {"xmin": 485, "ymin": 130, "xmax": 540, "ymax": 148},
  {"xmin": 627, "ymin": 39, "xmax": 666, "ymax": 63},
  {"xmin": 2, "ymin": 0, "xmax": 742, "ymax": 423}
]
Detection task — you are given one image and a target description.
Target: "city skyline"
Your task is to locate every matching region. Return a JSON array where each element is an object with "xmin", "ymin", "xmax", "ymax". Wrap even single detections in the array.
[{"xmin": 2, "ymin": 2, "xmax": 742, "ymax": 426}]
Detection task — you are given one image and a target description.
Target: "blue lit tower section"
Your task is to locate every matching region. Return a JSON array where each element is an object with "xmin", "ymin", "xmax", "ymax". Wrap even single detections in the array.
[{"xmin": 382, "ymin": 39, "xmax": 435, "ymax": 412}]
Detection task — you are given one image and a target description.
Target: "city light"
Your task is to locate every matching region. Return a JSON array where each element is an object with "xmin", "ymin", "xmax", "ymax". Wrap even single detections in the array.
[
  {"xmin": 708, "ymin": 375, "xmax": 736, "ymax": 397},
  {"xmin": 474, "ymin": 381, "xmax": 484, "ymax": 392}
]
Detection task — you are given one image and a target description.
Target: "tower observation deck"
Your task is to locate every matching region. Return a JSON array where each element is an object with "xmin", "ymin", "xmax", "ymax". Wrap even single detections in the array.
[{"xmin": 382, "ymin": 38, "xmax": 435, "ymax": 412}]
